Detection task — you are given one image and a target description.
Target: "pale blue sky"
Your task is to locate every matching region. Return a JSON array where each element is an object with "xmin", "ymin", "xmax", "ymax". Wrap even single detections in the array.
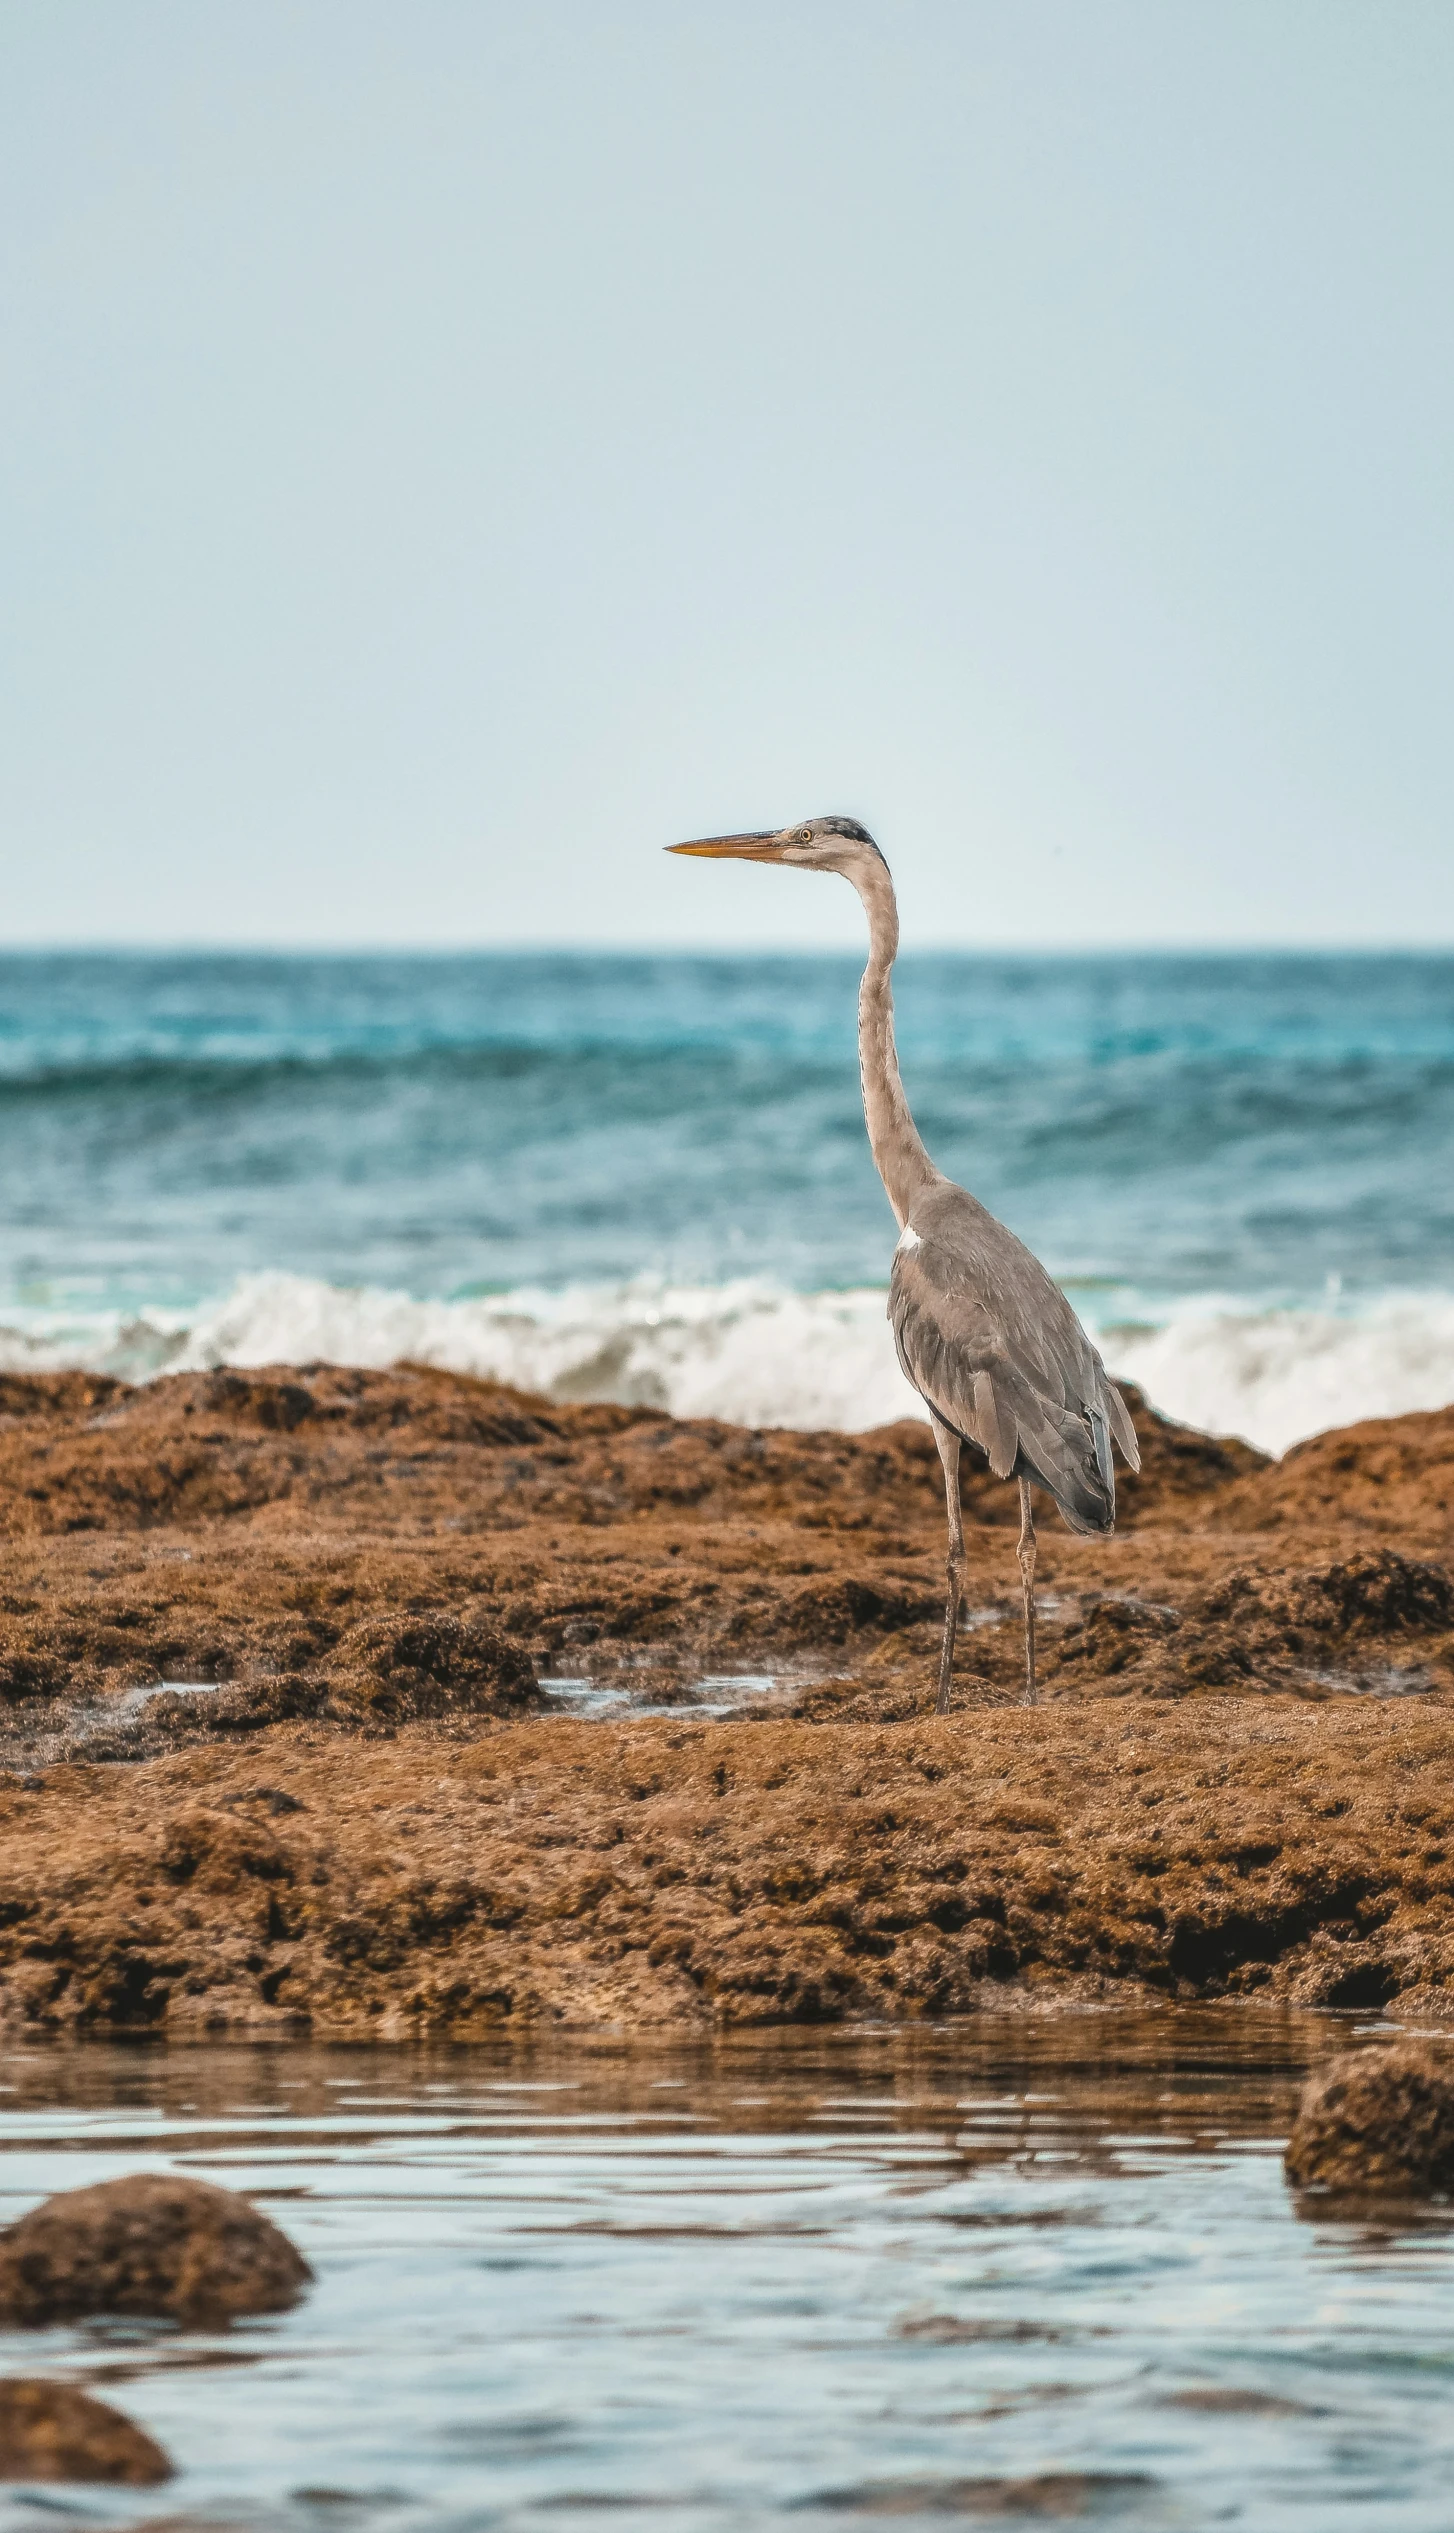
[{"xmin": 3, "ymin": 1, "xmax": 1452, "ymax": 948}]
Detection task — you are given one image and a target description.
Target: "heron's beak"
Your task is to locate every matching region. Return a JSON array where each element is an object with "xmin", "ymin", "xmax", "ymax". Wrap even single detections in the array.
[{"xmin": 666, "ymin": 830, "xmax": 785, "ymax": 861}]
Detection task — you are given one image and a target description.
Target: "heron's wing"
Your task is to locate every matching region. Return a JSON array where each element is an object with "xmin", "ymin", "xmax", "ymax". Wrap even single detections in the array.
[{"xmin": 888, "ymin": 1180, "xmax": 1139, "ymax": 1536}]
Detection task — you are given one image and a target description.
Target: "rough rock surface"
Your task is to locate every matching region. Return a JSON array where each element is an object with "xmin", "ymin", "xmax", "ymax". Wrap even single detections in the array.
[
  {"xmin": 8, "ymin": 1699, "xmax": 1454, "ymax": 2030},
  {"xmin": 0, "ymin": 2174, "xmax": 312, "ymax": 2324},
  {"xmin": 0, "ymin": 2378, "xmax": 172, "ymax": 2484},
  {"xmin": 1, "ymin": 1365, "xmax": 1453, "ymax": 2030},
  {"xmin": 1284, "ymin": 2044, "xmax": 1454, "ymax": 2195},
  {"xmin": 1041, "ymin": 1549, "xmax": 1454, "ymax": 1703}
]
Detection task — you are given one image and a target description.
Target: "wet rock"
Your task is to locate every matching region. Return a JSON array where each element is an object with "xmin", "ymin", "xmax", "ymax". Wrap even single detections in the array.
[
  {"xmin": 1289, "ymin": 1941, "xmax": 1399, "ymax": 2010},
  {"xmin": 1284, "ymin": 2044, "xmax": 1454, "ymax": 2195},
  {"xmin": 0, "ymin": 1628, "xmax": 68, "ymax": 1705},
  {"xmin": 1159, "ymin": 2386, "xmax": 1313, "ymax": 2415},
  {"xmin": 156, "ymin": 1803, "xmax": 292, "ymax": 1892},
  {"xmin": 9, "ymin": 1691, "xmax": 1454, "ymax": 2031},
  {"xmin": 1042, "ymin": 1597, "xmax": 1185, "ymax": 1696},
  {"xmin": 1201, "ymin": 1550, "xmax": 1453, "ymax": 1645},
  {"xmin": 327, "ymin": 1611, "xmax": 543, "ymax": 1720},
  {"xmin": 152, "ymin": 1673, "xmax": 329, "ymax": 1736},
  {"xmin": 194, "ymin": 1370, "xmax": 318, "ymax": 1431},
  {"xmin": 5, "ymin": 1362, "xmax": 1454, "ymax": 2029},
  {"xmin": 1215, "ymin": 1403, "xmax": 1454, "ymax": 1533},
  {"xmin": 777, "ymin": 1576, "xmax": 942, "ymax": 1646},
  {"xmin": 1045, "ymin": 1551, "xmax": 1454, "ymax": 1701},
  {"xmin": 139, "ymin": 1612, "xmax": 543, "ymax": 1744},
  {"xmin": 0, "ymin": 2174, "xmax": 312, "ymax": 2325},
  {"xmin": 810, "ymin": 2472, "xmax": 1160, "ymax": 2517},
  {"xmin": 0, "ymin": 1370, "xmax": 124, "ymax": 1423},
  {"xmin": 218, "ymin": 1784, "xmax": 306, "ymax": 1817},
  {"xmin": 0, "ymin": 2378, "xmax": 172, "ymax": 2484},
  {"xmin": 894, "ymin": 2313, "xmax": 1063, "ymax": 2344}
]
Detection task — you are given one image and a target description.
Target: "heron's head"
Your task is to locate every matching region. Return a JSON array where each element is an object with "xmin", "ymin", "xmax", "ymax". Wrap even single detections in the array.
[{"xmin": 667, "ymin": 815, "xmax": 883, "ymax": 877}]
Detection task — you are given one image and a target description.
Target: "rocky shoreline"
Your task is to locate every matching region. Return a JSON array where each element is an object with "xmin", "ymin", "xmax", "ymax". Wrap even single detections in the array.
[{"xmin": 2, "ymin": 1363, "xmax": 1453, "ymax": 2034}]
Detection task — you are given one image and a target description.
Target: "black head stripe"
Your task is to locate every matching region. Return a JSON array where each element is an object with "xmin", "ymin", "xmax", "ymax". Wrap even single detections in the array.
[{"xmin": 817, "ymin": 815, "xmax": 880, "ymax": 852}]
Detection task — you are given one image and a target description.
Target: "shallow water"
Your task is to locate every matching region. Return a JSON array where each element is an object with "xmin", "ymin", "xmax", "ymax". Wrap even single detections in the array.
[
  {"xmin": 4, "ymin": 2014, "xmax": 1454, "ymax": 2528},
  {"xmin": 538, "ymin": 1669, "xmax": 795, "ymax": 1720}
]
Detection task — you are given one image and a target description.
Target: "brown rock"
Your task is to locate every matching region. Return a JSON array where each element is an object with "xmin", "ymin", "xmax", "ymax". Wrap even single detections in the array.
[
  {"xmin": 1215, "ymin": 1403, "xmax": 1454, "ymax": 1534},
  {"xmin": 0, "ymin": 1628, "xmax": 68, "ymax": 1705},
  {"xmin": 328, "ymin": 1610, "xmax": 542, "ymax": 1720},
  {"xmin": 1159, "ymin": 2387, "xmax": 1311, "ymax": 2416},
  {"xmin": 3, "ymin": 1365, "xmax": 1454, "ymax": 2031},
  {"xmin": 1043, "ymin": 1549, "xmax": 1454, "ymax": 1701},
  {"xmin": 1284, "ymin": 2044, "xmax": 1454, "ymax": 2194},
  {"xmin": 812, "ymin": 2473, "xmax": 1160, "ymax": 2517},
  {"xmin": 140, "ymin": 1612, "xmax": 543, "ymax": 1743},
  {"xmin": 0, "ymin": 2378, "xmax": 172, "ymax": 2484},
  {"xmin": 0, "ymin": 2174, "xmax": 312, "ymax": 2325}
]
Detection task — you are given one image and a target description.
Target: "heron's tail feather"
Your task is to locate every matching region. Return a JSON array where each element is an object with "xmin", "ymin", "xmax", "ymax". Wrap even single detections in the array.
[
  {"xmin": 989, "ymin": 1365, "xmax": 1117, "ymax": 1537},
  {"xmin": 1103, "ymin": 1377, "xmax": 1141, "ymax": 1473}
]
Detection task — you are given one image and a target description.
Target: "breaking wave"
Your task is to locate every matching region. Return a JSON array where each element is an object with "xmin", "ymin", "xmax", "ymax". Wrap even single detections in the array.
[{"xmin": 3, "ymin": 1271, "xmax": 1454, "ymax": 1458}]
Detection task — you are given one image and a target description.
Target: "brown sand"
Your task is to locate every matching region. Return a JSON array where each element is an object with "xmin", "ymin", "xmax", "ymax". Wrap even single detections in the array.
[{"xmin": 2, "ymin": 1364, "xmax": 1453, "ymax": 2034}]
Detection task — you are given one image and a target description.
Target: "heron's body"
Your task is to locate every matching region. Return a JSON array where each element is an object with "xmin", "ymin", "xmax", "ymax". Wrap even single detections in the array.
[
  {"xmin": 890, "ymin": 1177, "xmax": 1136, "ymax": 1535},
  {"xmin": 668, "ymin": 815, "xmax": 1139, "ymax": 1708}
]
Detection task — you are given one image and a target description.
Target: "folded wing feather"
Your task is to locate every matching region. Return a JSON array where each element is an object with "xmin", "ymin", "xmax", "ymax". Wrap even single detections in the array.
[{"xmin": 888, "ymin": 1180, "xmax": 1140, "ymax": 1537}]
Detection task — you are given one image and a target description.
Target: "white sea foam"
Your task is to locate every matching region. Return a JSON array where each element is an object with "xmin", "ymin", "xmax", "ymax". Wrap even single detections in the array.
[
  {"xmin": 0, "ymin": 1274, "xmax": 914, "ymax": 1430},
  {"xmin": 1098, "ymin": 1294, "xmax": 1454, "ymax": 1457},
  {"xmin": 3, "ymin": 1271, "xmax": 1454, "ymax": 1457}
]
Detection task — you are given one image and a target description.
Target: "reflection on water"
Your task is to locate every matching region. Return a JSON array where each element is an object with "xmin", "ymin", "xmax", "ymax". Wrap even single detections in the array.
[
  {"xmin": 539, "ymin": 1670, "xmax": 794, "ymax": 1720},
  {"xmin": 2, "ymin": 2012, "xmax": 1453, "ymax": 2529}
]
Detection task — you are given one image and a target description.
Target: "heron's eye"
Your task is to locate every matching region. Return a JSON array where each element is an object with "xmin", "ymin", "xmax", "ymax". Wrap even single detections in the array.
[{"xmin": 797, "ymin": 828, "xmax": 813, "ymax": 844}]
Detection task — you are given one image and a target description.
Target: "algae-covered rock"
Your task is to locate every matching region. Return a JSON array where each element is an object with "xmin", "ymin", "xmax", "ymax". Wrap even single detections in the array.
[
  {"xmin": 0, "ymin": 2378, "xmax": 172, "ymax": 2484},
  {"xmin": 328, "ymin": 1610, "xmax": 543, "ymax": 1720},
  {"xmin": 0, "ymin": 2173, "xmax": 312, "ymax": 2325},
  {"xmin": 1284, "ymin": 2044, "xmax": 1454, "ymax": 2195}
]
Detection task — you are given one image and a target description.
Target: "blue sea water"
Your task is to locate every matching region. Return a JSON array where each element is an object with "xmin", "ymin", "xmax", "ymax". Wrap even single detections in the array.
[{"xmin": 2, "ymin": 950, "xmax": 1452, "ymax": 1447}]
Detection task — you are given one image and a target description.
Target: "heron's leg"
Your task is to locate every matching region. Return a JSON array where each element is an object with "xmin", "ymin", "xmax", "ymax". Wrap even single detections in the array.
[
  {"xmin": 933, "ymin": 1423, "xmax": 965, "ymax": 1716},
  {"xmin": 1017, "ymin": 1474, "xmax": 1038, "ymax": 1707}
]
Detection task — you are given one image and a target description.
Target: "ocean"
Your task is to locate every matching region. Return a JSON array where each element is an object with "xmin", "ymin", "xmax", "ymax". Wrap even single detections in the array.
[{"xmin": 2, "ymin": 949, "xmax": 1452, "ymax": 1454}]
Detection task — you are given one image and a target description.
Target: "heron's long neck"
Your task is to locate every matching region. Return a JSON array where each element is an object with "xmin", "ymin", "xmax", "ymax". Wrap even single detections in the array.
[{"xmin": 850, "ymin": 856, "xmax": 936, "ymax": 1228}]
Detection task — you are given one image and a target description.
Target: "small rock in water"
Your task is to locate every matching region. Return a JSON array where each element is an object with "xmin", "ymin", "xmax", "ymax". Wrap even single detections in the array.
[
  {"xmin": 0, "ymin": 2378, "xmax": 172, "ymax": 2484},
  {"xmin": 1284, "ymin": 2043, "xmax": 1454, "ymax": 2194},
  {"xmin": 1160, "ymin": 2386, "xmax": 1313, "ymax": 2416},
  {"xmin": 0, "ymin": 2172, "xmax": 312, "ymax": 2325},
  {"xmin": 811, "ymin": 2472, "xmax": 1160, "ymax": 2517}
]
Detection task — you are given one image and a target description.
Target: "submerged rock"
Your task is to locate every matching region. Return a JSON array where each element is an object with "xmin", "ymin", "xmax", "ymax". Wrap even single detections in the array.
[
  {"xmin": 0, "ymin": 2173, "xmax": 312, "ymax": 2325},
  {"xmin": 811, "ymin": 2471, "xmax": 1160, "ymax": 2517},
  {"xmin": 0, "ymin": 2378, "xmax": 172, "ymax": 2485},
  {"xmin": 1284, "ymin": 2044, "xmax": 1454, "ymax": 2195}
]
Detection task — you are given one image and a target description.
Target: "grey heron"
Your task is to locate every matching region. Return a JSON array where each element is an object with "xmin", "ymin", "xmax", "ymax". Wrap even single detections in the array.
[{"xmin": 668, "ymin": 815, "xmax": 1140, "ymax": 1711}]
